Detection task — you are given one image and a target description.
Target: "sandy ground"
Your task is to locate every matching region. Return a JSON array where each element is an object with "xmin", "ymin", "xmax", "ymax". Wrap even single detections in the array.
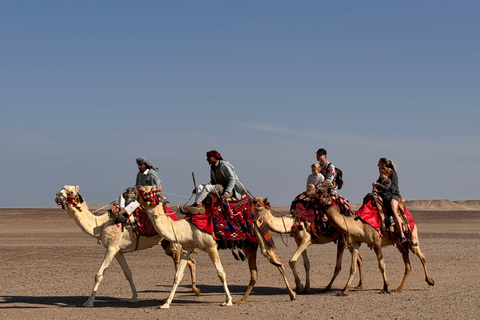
[{"xmin": 1, "ymin": 204, "xmax": 479, "ymax": 320}]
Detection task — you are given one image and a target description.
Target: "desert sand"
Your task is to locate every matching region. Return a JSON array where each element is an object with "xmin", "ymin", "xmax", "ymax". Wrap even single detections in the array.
[{"xmin": 1, "ymin": 200, "xmax": 479, "ymax": 319}]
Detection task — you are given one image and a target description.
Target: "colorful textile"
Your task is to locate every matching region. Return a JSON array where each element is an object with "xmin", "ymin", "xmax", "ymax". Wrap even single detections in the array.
[
  {"xmin": 355, "ymin": 200, "xmax": 382, "ymax": 231},
  {"xmin": 290, "ymin": 191, "xmax": 353, "ymax": 236},
  {"xmin": 355, "ymin": 194, "xmax": 416, "ymax": 234},
  {"xmin": 187, "ymin": 196, "xmax": 274, "ymax": 248},
  {"xmin": 131, "ymin": 204, "xmax": 179, "ymax": 237}
]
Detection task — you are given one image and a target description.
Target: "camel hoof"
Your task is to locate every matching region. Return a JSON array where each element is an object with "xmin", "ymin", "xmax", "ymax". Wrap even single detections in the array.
[
  {"xmin": 128, "ymin": 298, "xmax": 139, "ymax": 303},
  {"xmin": 82, "ymin": 301, "xmax": 94, "ymax": 308},
  {"xmin": 338, "ymin": 291, "xmax": 349, "ymax": 297},
  {"xmin": 193, "ymin": 288, "xmax": 201, "ymax": 296},
  {"xmin": 379, "ymin": 290, "xmax": 391, "ymax": 294},
  {"xmin": 290, "ymin": 291, "xmax": 297, "ymax": 301},
  {"xmin": 222, "ymin": 301, "xmax": 233, "ymax": 307},
  {"xmin": 159, "ymin": 303, "xmax": 170, "ymax": 309},
  {"xmin": 356, "ymin": 285, "xmax": 364, "ymax": 289},
  {"xmin": 234, "ymin": 299, "xmax": 246, "ymax": 304}
]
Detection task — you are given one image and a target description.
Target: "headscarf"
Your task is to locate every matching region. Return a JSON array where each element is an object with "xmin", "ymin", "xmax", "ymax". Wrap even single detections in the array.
[
  {"xmin": 135, "ymin": 157, "xmax": 158, "ymax": 170},
  {"xmin": 206, "ymin": 150, "xmax": 223, "ymax": 160}
]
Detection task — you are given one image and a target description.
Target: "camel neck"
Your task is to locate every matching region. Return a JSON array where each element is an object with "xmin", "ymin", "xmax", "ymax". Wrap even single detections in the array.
[{"xmin": 67, "ymin": 202, "xmax": 109, "ymax": 239}]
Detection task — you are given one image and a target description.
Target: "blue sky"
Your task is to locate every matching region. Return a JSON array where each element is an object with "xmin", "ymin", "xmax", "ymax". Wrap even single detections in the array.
[{"xmin": 1, "ymin": 1, "xmax": 479, "ymax": 207}]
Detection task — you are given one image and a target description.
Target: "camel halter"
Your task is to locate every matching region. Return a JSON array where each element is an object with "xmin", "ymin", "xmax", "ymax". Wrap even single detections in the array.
[{"xmin": 56, "ymin": 188, "xmax": 83, "ymax": 212}]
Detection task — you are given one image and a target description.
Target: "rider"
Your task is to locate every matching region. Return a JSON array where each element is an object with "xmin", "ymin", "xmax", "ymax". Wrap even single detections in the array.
[
  {"xmin": 113, "ymin": 157, "xmax": 162, "ymax": 223},
  {"xmin": 182, "ymin": 150, "xmax": 246, "ymax": 214}
]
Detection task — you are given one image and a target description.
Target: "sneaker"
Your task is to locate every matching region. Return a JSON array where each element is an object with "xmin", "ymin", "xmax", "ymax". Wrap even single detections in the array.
[{"xmin": 388, "ymin": 216, "xmax": 395, "ymax": 226}]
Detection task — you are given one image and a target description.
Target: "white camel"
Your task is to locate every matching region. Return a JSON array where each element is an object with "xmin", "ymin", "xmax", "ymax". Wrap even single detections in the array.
[
  {"xmin": 54, "ymin": 185, "xmax": 199, "ymax": 307},
  {"xmin": 137, "ymin": 186, "xmax": 296, "ymax": 308},
  {"xmin": 252, "ymin": 197, "xmax": 364, "ymax": 293}
]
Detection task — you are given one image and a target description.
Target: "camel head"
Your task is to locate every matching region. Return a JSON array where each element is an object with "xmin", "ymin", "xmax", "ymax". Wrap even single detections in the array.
[
  {"xmin": 55, "ymin": 185, "xmax": 84, "ymax": 210},
  {"xmin": 251, "ymin": 197, "xmax": 271, "ymax": 211},
  {"xmin": 137, "ymin": 185, "xmax": 165, "ymax": 207},
  {"xmin": 316, "ymin": 188, "xmax": 334, "ymax": 208}
]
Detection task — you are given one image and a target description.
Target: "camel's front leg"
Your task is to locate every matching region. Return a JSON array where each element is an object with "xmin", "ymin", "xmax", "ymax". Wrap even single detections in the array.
[
  {"xmin": 235, "ymin": 245, "xmax": 257, "ymax": 304},
  {"xmin": 373, "ymin": 245, "xmax": 390, "ymax": 294},
  {"xmin": 324, "ymin": 236, "xmax": 346, "ymax": 292},
  {"xmin": 340, "ymin": 242, "xmax": 360, "ymax": 296},
  {"xmin": 115, "ymin": 252, "xmax": 138, "ymax": 303},
  {"xmin": 160, "ymin": 250, "xmax": 192, "ymax": 309},
  {"xmin": 255, "ymin": 226, "xmax": 296, "ymax": 301},
  {"xmin": 289, "ymin": 236, "xmax": 310, "ymax": 293},
  {"xmin": 83, "ymin": 247, "xmax": 118, "ymax": 307},
  {"xmin": 205, "ymin": 247, "xmax": 233, "ymax": 306}
]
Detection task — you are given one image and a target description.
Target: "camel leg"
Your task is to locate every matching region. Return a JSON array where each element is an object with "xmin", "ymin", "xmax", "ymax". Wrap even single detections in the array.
[
  {"xmin": 410, "ymin": 244, "xmax": 435, "ymax": 288},
  {"xmin": 235, "ymin": 245, "xmax": 258, "ymax": 304},
  {"xmin": 324, "ymin": 236, "xmax": 346, "ymax": 292},
  {"xmin": 83, "ymin": 247, "xmax": 118, "ymax": 307},
  {"xmin": 394, "ymin": 245, "xmax": 411, "ymax": 292},
  {"xmin": 205, "ymin": 247, "xmax": 233, "ymax": 306},
  {"xmin": 373, "ymin": 245, "xmax": 390, "ymax": 294},
  {"xmin": 164, "ymin": 240, "xmax": 200, "ymax": 296},
  {"xmin": 114, "ymin": 252, "xmax": 138, "ymax": 303},
  {"xmin": 289, "ymin": 236, "xmax": 310, "ymax": 293},
  {"xmin": 160, "ymin": 250, "xmax": 192, "ymax": 309},
  {"xmin": 355, "ymin": 251, "xmax": 364, "ymax": 289},
  {"xmin": 186, "ymin": 258, "xmax": 200, "ymax": 296},
  {"xmin": 255, "ymin": 226, "xmax": 296, "ymax": 301},
  {"xmin": 340, "ymin": 242, "xmax": 360, "ymax": 296}
]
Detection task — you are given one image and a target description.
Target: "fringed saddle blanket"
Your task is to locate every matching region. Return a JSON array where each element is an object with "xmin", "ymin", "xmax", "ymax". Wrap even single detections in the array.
[
  {"xmin": 290, "ymin": 191, "xmax": 354, "ymax": 237},
  {"xmin": 355, "ymin": 193, "xmax": 415, "ymax": 239},
  {"xmin": 131, "ymin": 204, "xmax": 179, "ymax": 237},
  {"xmin": 187, "ymin": 196, "xmax": 274, "ymax": 249}
]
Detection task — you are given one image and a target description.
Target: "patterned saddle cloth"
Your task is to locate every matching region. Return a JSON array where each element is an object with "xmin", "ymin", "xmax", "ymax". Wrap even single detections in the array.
[
  {"xmin": 290, "ymin": 191, "xmax": 354, "ymax": 237},
  {"xmin": 187, "ymin": 195, "xmax": 274, "ymax": 249}
]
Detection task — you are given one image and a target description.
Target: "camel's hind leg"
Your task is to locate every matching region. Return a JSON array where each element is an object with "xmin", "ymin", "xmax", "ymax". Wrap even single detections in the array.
[
  {"xmin": 410, "ymin": 239, "xmax": 435, "ymax": 288},
  {"xmin": 83, "ymin": 247, "xmax": 120, "ymax": 307},
  {"xmin": 115, "ymin": 252, "xmax": 138, "ymax": 303},
  {"xmin": 205, "ymin": 247, "xmax": 233, "ymax": 306},
  {"xmin": 235, "ymin": 245, "xmax": 258, "ymax": 304},
  {"xmin": 289, "ymin": 235, "xmax": 311, "ymax": 293},
  {"xmin": 255, "ymin": 226, "xmax": 296, "ymax": 301}
]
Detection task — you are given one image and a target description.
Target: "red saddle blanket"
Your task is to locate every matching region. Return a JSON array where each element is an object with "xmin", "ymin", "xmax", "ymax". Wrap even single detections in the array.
[
  {"xmin": 187, "ymin": 196, "xmax": 274, "ymax": 248},
  {"xmin": 355, "ymin": 198, "xmax": 415, "ymax": 232},
  {"xmin": 132, "ymin": 204, "xmax": 179, "ymax": 237}
]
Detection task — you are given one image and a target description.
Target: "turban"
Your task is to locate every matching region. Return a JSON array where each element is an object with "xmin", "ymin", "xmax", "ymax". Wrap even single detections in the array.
[
  {"xmin": 206, "ymin": 150, "xmax": 222, "ymax": 159},
  {"xmin": 135, "ymin": 157, "xmax": 157, "ymax": 170}
]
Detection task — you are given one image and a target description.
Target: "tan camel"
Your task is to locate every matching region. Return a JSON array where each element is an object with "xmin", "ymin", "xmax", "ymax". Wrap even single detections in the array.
[
  {"xmin": 252, "ymin": 197, "xmax": 364, "ymax": 293},
  {"xmin": 315, "ymin": 189, "xmax": 435, "ymax": 295},
  {"xmin": 54, "ymin": 185, "xmax": 199, "ymax": 307},
  {"xmin": 137, "ymin": 186, "xmax": 296, "ymax": 308}
]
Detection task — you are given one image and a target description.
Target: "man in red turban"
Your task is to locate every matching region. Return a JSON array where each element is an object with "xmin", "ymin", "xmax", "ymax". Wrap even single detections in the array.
[{"xmin": 183, "ymin": 150, "xmax": 246, "ymax": 214}]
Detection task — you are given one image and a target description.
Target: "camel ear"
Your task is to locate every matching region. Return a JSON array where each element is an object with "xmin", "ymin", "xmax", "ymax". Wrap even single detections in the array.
[{"xmin": 75, "ymin": 185, "xmax": 79, "ymax": 193}]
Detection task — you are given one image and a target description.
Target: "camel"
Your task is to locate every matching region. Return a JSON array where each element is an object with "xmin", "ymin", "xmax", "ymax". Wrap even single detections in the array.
[
  {"xmin": 54, "ymin": 185, "xmax": 199, "ymax": 307},
  {"xmin": 137, "ymin": 186, "xmax": 296, "ymax": 309},
  {"xmin": 315, "ymin": 189, "xmax": 435, "ymax": 296},
  {"xmin": 251, "ymin": 197, "xmax": 364, "ymax": 294}
]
